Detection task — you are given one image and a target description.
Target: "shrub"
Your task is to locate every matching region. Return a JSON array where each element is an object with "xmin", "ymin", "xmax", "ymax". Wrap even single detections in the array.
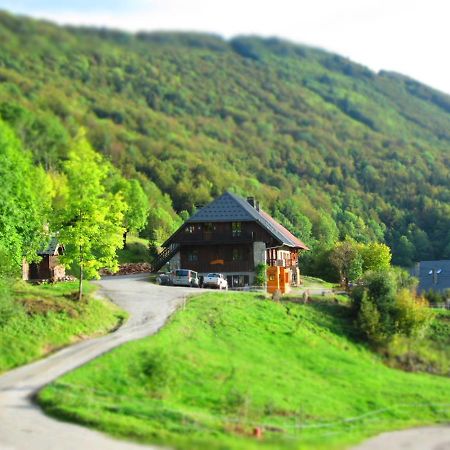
[
  {"xmin": 357, "ymin": 291, "xmax": 384, "ymax": 345},
  {"xmin": 395, "ymin": 289, "xmax": 432, "ymax": 338},
  {"xmin": 423, "ymin": 289, "xmax": 445, "ymax": 305},
  {"xmin": 352, "ymin": 269, "xmax": 432, "ymax": 346},
  {"xmin": 391, "ymin": 266, "xmax": 418, "ymax": 291},
  {"xmin": 254, "ymin": 263, "xmax": 267, "ymax": 287}
]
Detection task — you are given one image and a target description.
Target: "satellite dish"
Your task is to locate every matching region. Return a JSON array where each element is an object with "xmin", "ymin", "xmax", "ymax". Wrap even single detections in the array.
[
  {"xmin": 436, "ymin": 269, "xmax": 442, "ymax": 274},
  {"xmin": 428, "ymin": 270, "xmax": 433, "ymax": 275}
]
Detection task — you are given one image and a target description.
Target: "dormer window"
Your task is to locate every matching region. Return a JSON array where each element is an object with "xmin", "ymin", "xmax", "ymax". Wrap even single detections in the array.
[
  {"xmin": 232, "ymin": 222, "xmax": 242, "ymax": 237},
  {"xmin": 204, "ymin": 223, "xmax": 216, "ymax": 232},
  {"xmin": 185, "ymin": 225, "xmax": 196, "ymax": 233}
]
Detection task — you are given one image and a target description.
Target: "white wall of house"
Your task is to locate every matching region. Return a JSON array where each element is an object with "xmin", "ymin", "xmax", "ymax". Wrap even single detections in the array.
[
  {"xmin": 253, "ymin": 241, "xmax": 266, "ymax": 267},
  {"xmin": 169, "ymin": 252, "xmax": 180, "ymax": 271}
]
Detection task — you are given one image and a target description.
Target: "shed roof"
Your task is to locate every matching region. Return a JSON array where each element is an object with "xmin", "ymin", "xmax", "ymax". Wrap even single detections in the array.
[
  {"xmin": 179, "ymin": 192, "xmax": 308, "ymax": 249},
  {"xmin": 38, "ymin": 237, "xmax": 64, "ymax": 256},
  {"xmin": 417, "ymin": 260, "xmax": 450, "ymax": 293}
]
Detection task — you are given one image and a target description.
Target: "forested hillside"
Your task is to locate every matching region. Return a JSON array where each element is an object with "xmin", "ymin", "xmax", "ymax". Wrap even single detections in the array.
[{"xmin": 0, "ymin": 11, "xmax": 449, "ymax": 267}]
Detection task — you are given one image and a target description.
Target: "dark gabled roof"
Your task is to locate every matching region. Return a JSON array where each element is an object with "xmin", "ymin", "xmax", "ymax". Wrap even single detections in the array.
[
  {"xmin": 38, "ymin": 237, "xmax": 63, "ymax": 256},
  {"xmin": 170, "ymin": 191, "xmax": 308, "ymax": 249},
  {"xmin": 188, "ymin": 192, "xmax": 262, "ymax": 223},
  {"xmin": 417, "ymin": 260, "xmax": 450, "ymax": 293}
]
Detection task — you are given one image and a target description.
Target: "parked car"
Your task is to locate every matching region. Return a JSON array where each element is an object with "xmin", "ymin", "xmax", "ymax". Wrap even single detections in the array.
[
  {"xmin": 172, "ymin": 269, "xmax": 199, "ymax": 287},
  {"xmin": 203, "ymin": 273, "xmax": 228, "ymax": 290},
  {"xmin": 156, "ymin": 272, "xmax": 173, "ymax": 286}
]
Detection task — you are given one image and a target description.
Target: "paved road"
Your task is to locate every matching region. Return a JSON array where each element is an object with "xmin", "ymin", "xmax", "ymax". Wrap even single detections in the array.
[
  {"xmin": 0, "ymin": 275, "xmax": 193, "ymax": 450},
  {"xmin": 352, "ymin": 426, "xmax": 450, "ymax": 450}
]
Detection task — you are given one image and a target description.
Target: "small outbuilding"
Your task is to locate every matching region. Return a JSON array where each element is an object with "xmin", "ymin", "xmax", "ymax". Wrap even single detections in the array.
[
  {"xmin": 22, "ymin": 237, "xmax": 65, "ymax": 282},
  {"xmin": 413, "ymin": 260, "xmax": 450, "ymax": 294}
]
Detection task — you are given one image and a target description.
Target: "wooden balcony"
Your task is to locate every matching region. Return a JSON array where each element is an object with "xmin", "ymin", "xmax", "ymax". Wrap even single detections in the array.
[
  {"xmin": 179, "ymin": 231, "xmax": 255, "ymax": 245},
  {"xmin": 267, "ymin": 258, "xmax": 297, "ymax": 268}
]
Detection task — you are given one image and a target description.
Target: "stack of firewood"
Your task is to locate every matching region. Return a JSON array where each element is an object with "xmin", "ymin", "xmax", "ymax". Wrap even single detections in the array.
[{"xmin": 100, "ymin": 262, "xmax": 151, "ymax": 276}]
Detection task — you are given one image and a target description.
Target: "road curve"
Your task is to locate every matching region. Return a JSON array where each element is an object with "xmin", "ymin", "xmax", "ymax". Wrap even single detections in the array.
[
  {"xmin": 352, "ymin": 426, "xmax": 450, "ymax": 450},
  {"xmin": 0, "ymin": 275, "xmax": 193, "ymax": 450}
]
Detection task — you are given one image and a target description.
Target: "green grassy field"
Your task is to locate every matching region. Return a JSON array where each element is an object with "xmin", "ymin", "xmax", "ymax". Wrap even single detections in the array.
[
  {"xmin": 38, "ymin": 293, "xmax": 450, "ymax": 450},
  {"xmin": 0, "ymin": 281, "xmax": 127, "ymax": 373},
  {"xmin": 299, "ymin": 276, "xmax": 336, "ymax": 290}
]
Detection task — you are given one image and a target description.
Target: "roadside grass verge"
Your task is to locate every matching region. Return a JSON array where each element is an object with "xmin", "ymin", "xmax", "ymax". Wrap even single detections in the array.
[
  {"xmin": 38, "ymin": 293, "xmax": 450, "ymax": 450},
  {"xmin": 300, "ymin": 276, "xmax": 336, "ymax": 289},
  {"xmin": 0, "ymin": 280, "xmax": 127, "ymax": 373}
]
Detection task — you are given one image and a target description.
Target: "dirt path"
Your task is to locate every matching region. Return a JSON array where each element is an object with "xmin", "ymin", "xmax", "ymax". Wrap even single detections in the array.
[{"xmin": 0, "ymin": 275, "xmax": 193, "ymax": 450}]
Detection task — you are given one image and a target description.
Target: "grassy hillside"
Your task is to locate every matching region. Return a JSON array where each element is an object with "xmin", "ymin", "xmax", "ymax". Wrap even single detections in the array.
[
  {"xmin": 38, "ymin": 293, "xmax": 450, "ymax": 450},
  {"xmin": 0, "ymin": 11, "xmax": 449, "ymax": 266},
  {"xmin": 0, "ymin": 280, "xmax": 127, "ymax": 373}
]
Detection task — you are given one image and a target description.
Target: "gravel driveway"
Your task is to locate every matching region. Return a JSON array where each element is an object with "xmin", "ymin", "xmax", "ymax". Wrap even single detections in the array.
[{"xmin": 0, "ymin": 274, "xmax": 193, "ymax": 450}]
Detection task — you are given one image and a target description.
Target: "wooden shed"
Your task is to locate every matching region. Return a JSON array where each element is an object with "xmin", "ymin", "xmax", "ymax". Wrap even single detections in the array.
[{"xmin": 23, "ymin": 237, "xmax": 65, "ymax": 282}]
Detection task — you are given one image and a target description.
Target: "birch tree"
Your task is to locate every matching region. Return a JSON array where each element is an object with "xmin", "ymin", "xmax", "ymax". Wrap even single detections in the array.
[{"xmin": 59, "ymin": 133, "xmax": 126, "ymax": 300}]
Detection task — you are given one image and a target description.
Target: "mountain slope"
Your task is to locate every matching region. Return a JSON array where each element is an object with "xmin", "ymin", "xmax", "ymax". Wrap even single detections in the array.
[{"xmin": 0, "ymin": 11, "xmax": 449, "ymax": 265}]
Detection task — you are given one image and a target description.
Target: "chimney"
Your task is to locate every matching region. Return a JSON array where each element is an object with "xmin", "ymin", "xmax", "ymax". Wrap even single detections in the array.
[{"xmin": 247, "ymin": 197, "xmax": 260, "ymax": 211}]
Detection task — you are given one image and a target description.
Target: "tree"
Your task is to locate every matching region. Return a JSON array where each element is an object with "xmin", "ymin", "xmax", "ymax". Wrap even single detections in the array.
[
  {"xmin": 0, "ymin": 119, "xmax": 50, "ymax": 274},
  {"xmin": 359, "ymin": 242, "xmax": 392, "ymax": 272},
  {"xmin": 393, "ymin": 235, "xmax": 415, "ymax": 267},
  {"xmin": 329, "ymin": 240, "xmax": 362, "ymax": 288},
  {"xmin": 58, "ymin": 133, "xmax": 126, "ymax": 300},
  {"xmin": 122, "ymin": 179, "xmax": 149, "ymax": 247}
]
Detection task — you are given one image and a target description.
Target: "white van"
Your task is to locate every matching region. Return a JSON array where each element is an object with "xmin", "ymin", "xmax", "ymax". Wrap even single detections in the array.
[{"xmin": 172, "ymin": 269, "xmax": 199, "ymax": 287}]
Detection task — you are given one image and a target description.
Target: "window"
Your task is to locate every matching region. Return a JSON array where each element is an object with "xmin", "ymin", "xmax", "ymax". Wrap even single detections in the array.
[
  {"xmin": 188, "ymin": 250, "xmax": 199, "ymax": 262},
  {"xmin": 204, "ymin": 222, "xmax": 216, "ymax": 232},
  {"xmin": 185, "ymin": 225, "xmax": 195, "ymax": 233},
  {"xmin": 231, "ymin": 222, "xmax": 242, "ymax": 237},
  {"xmin": 175, "ymin": 269, "xmax": 189, "ymax": 276},
  {"xmin": 230, "ymin": 275, "xmax": 250, "ymax": 287},
  {"xmin": 232, "ymin": 248, "xmax": 242, "ymax": 261}
]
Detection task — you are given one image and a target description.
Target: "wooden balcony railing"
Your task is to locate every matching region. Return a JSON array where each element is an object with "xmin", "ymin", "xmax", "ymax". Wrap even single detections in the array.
[
  {"xmin": 180, "ymin": 231, "xmax": 255, "ymax": 244},
  {"xmin": 267, "ymin": 259, "xmax": 297, "ymax": 268}
]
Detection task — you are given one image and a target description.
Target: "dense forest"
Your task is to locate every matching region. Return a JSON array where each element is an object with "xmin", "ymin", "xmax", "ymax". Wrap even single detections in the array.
[{"xmin": 0, "ymin": 10, "xmax": 449, "ymax": 269}]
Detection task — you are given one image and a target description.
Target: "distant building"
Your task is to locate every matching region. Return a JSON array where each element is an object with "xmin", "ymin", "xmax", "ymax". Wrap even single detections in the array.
[
  {"xmin": 22, "ymin": 237, "xmax": 65, "ymax": 282},
  {"xmin": 151, "ymin": 192, "xmax": 309, "ymax": 293},
  {"xmin": 413, "ymin": 260, "xmax": 450, "ymax": 293}
]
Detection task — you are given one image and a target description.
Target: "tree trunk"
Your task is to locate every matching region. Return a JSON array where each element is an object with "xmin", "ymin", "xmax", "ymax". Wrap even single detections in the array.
[
  {"xmin": 78, "ymin": 245, "xmax": 83, "ymax": 301},
  {"xmin": 123, "ymin": 229, "xmax": 128, "ymax": 248},
  {"xmin": 78, "ymin": 264, "xmax": 83, "ymax": 301}
]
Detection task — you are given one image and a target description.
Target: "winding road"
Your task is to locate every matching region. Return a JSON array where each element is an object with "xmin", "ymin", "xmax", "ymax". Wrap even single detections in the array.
[
  {"xmin": 0, "ymin": 275, "xmax": 192, "ymax": 450},
  {"xmin": 0, "ymin": 274, "xmax": 448, "ymax": 450}
]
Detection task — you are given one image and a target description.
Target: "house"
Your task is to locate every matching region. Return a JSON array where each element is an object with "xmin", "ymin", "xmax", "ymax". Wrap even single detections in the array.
[
  {"xmin": 413, "ymin": 260, "xmax": 450, "ymax": 294},
  {"xmin": 151, "ymin": 192, "xmax": 309, "ymax": 293},
  {"xmin": 22, "ymin": 237, "xmax": 65, "ymax": 282}
]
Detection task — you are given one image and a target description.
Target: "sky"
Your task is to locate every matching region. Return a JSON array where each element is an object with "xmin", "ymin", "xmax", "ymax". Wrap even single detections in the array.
[{"xmin": 1, "ymin": 0, "xmax": 449, "ymax": 94}]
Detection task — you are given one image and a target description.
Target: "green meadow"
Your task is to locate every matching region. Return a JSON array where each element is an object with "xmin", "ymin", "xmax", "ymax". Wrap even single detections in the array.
[
  {"xmin": 39, "ymin": 293, "xmax": 450, "ymax": 449},
  {"xmin": 0, "ymin": 281, "xmax": 127, "ymax": 373}
]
